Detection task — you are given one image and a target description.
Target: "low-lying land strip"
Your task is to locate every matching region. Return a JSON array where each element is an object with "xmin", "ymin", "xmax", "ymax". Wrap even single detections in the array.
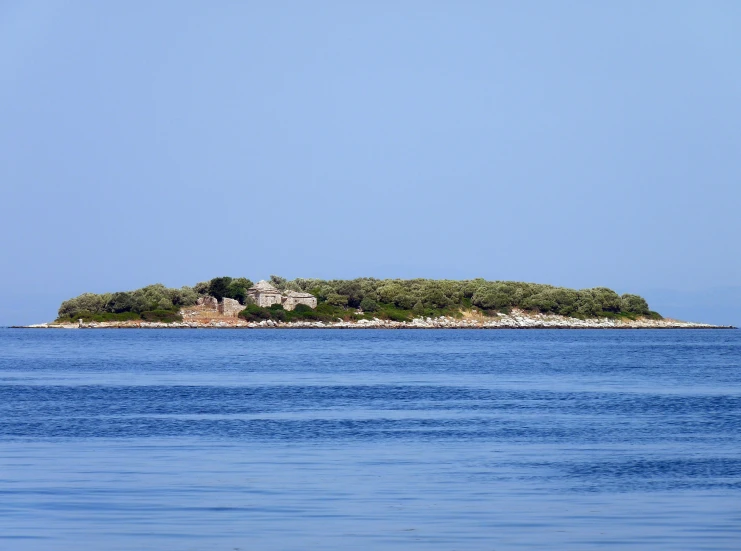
[
  {"xmin": 24, "ymin": 309, "xmax": 732, "ymax": 329},
  {"xmin": 20, "ymin": 275, "xmax": 734, "ymax": 329}
]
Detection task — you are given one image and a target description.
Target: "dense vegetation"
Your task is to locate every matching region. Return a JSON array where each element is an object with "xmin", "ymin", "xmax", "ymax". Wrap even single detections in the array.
[
  {"xmin": 57, "ymin": 275, "xmax": 660, "ymax": 323},
  {"xmin": 56, "ymin": 284, "xmax": 200, "ymax": 322}
]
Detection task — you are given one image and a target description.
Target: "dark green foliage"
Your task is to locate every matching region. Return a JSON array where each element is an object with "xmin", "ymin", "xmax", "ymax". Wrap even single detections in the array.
[
  {"xmin": 105, "ymin": 292, "xmax": 135, "ymax": 313},
  {"xmin": 238, "ymin": 304, "xmax": 272, "ymax": 321},
  {"xmin": 58, "ymin": 276, "xmax": 660, "ymax": 323},
  {"xmin": 270, "ymin": 309, "xmax": 287, "ymax": 322},
  {"xmin": 57, "ymin": 311, "xmax": 141, "ymax": 323},
  {"xmin": 226, "ymin": 278, "xmax": 252, "ymax": 304},
  {"xmin": 377, "ymin": 304, "xmax": 412, "ymax": 322},
  {"xmin": 205, "ymin": 276, "xmax": 253, "ymax": 304},
  {"xmin": 207, "ymin": 277, "xmax": 232, "ymax": 301},
  {"xmin": 621, "ymin": 293, "xmax": 650, "ymax": 315},
  {"xmin": 326, "ymin": 293, "xmax": 349, "ymax": 307},
  {"xmin": 57, "ymin": 283, "xmax": 198, "ymax": 321},
  {"xmin": 359, "ymin": 297, "xmax": 379, "ymax": 312},
  {"xmin": 141, "ymin": 310, "xmax": 183, "ymax": 323},
  {"xmin": 269, "ymin": 275, "xmax": 287, "ymax": 290},
  {"xmin": 292, "ymin": 304, "xmax": 315, "ymax": 316}
]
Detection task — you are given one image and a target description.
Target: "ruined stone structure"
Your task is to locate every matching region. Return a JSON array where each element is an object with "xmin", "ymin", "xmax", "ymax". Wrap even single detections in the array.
[
  {"xmin": 246, "ymin": 281, "xmax": 317, "ymax": 311},
  {"xmin": 282, "ymin": 290, "xmax": 318, "ymax": 311},
  {"xmin": 196, "ymin": 296, "xmax": 218, "ymax": 309},
  {"xmin": 185, "ymin": 281, "xmax": 317, "ymax": 319},
  {"xmin": 218, "ymin": 297, "xmax": 243, "ymax": 317},
  {"xmin": 246, "ymin": 280, "xmax": 283, "ymax": 308}
]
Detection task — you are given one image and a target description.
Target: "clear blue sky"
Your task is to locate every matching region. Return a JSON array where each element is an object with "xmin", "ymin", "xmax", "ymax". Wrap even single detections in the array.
[{"xmin": 1, "ymin": 1, "xmax": 739, "ymax": 326}]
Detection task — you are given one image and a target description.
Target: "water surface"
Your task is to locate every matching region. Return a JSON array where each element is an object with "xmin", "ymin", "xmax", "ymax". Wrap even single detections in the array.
[{"xmin": 1, "ymin": 328, "xmax": 739, "ymax": 550}]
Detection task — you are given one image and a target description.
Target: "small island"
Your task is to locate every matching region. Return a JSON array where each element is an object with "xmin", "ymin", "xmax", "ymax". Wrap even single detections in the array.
[{"xmin": 20, "ymin": 276, "xmax": 735, "ymax": 329}]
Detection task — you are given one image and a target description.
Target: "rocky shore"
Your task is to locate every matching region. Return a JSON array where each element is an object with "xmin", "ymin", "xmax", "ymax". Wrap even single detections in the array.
[{"xmin": 20, "ymin": 310, "xmax": 735, "ymax": 329}]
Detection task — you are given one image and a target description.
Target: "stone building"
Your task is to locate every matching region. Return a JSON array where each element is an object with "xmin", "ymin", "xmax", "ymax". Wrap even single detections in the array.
[
  {"xmin": 246, "ymin": 280, "xmax": 318, "ymax": 311},
  {"xmin": 245, "ymin": 280, "xmax": 284, "ymax": 308},
  {"xmin": 282, "ymin": 290, "xmax": 318, "ymax": 311}
]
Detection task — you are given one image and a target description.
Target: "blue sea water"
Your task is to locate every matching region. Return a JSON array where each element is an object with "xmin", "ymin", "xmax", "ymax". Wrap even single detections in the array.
[{"xmin": 0, "ymin": 328, "xmax": 739, "ymax": 550}]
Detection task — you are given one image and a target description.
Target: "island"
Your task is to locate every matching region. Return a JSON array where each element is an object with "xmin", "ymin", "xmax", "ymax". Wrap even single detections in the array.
[{"xmin": 23, "ymin": 276, "xmax": 735, "ymax": 329}]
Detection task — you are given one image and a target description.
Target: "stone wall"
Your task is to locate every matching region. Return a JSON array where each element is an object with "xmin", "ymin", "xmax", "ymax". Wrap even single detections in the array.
[
  {"xmin": 218, "ymin": 297, "xmax": 244, "ymax": 317},
  {"xmin": 247, "ymin": 291, "xmax": 283, "ymax": 308},
  {"xmin": 282, "ymin": 292, "xmax": 318, "ymax": 311}
]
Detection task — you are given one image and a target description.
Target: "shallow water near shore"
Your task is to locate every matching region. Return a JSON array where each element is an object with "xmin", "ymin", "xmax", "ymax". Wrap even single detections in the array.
[{"xmin": 1, "ymin": 328, "xmax": 739, "ymax": 550}]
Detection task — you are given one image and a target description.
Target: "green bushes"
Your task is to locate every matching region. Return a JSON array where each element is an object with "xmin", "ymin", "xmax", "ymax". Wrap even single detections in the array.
[
  {"xmin": 141, "ymin": 310, "xmax": 183, "ymax": 323},
  {"xmin": 56, "ymin": 283, "xmax": 198, "ymax": 322},
  {"xmin": 620, "ymin": 294, "xmax": 651, "ymax": 316},
  {"xmin": 57, "ymin": 276, "xmax": 660, "ymax": 322},
  {"xmin": 238, "ymin": 304, "xmax": 271, "ymax": 322},
  {"xmin": 238, "ymin": 302, "xmax": 348, "ymax": 323},
  {"xmin": 359, "ymin": 297, "xmax": 379, "ymax": 312},
  {"xmin": 57, "ymin": 311, "xmax": 141, "ymax": 323},
  {"xmin": 207, "ymin": 277, "xmax": 253, "ymax": 304}
]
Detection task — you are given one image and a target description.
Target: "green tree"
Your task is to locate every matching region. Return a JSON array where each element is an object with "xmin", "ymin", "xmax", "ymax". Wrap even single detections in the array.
[
  {"xmin": 208, "ymin": 277, "xmax": 232, "ymax": 301},
  {"xmin": 105, "ymin": 292, "xmax": 135, "ymax": 313},
  {"xmin": 269, "ymin": 275, "xmax": 287, "ymax": 290},
  {"xmin": 326, "ymin": 293, "xmax": 349, "ymax": 307},
  {"xmin": 359, "ymin": 297, "xmax": 379, "ymax": 312},
  {"xmin": 620, "ymin": 294, "xmax": 650, "ymax": 315},
  {"xmin": 193, "ymin": 281, "xmax": 209, "ymax": 295}
]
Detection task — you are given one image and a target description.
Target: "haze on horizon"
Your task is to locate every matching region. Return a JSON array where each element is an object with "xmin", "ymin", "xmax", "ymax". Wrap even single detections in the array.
[{"xmin": 1, "ymin": 1, "xmax": 739, "ymax": 326}]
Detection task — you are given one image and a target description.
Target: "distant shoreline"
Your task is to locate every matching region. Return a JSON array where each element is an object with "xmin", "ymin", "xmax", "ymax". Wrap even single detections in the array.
[
  {"xmin": 14, "ymin": 313, "xmax": 736, "ymax": 330},
  {"xmin": 11, "ymin": 326, "xmax": 737, "ymax": 330}
]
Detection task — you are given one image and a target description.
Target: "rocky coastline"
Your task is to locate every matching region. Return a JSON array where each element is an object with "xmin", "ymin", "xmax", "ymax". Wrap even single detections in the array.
[{"xmin": 19, "ymin": 310, "xmax": 735, "ymax": 330}]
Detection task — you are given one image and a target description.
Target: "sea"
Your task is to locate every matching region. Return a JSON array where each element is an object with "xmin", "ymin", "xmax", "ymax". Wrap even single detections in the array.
[{"xmin": 0, "ymin": 328, "xmax": 739, "ymax": 550}]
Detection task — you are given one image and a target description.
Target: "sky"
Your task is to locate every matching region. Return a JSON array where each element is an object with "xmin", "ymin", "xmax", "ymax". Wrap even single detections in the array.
[{"xmin": 1, "ymin": 1, "xmax": 739, "ymax": 326}]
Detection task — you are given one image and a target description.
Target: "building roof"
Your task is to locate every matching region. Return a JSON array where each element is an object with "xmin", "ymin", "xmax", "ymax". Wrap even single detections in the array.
[
  {"xmin": 285, "ymin": 290, "xmax": 315, "ymax": 298},
  {"xmin": 247, "ymin": 280, "xmax": 281, "ymax": 294}
]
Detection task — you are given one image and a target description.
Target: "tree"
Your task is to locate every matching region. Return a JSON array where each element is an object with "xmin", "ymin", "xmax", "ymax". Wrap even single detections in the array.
[
  {"xmin": 171, "ymin": 286, "xmax": 199, "ymax": 307},
  {"xmin": 621, "ymin": 294, "xmax": 650, "ymax": 315},
  {"xmin": 269, "ymin": 275, "xmax": 287, "ymax": 290},
  {"xmin": 589, "ymin": 287, "xmax": 622, "ymax": 313},
  {"xmin": 359, "ymin": 297, "xmax": 379, "ymax": 312},
  {"xmin": 226, "ymin": 278, "xmax": 252, "ymax": 305},
  {"xmin": 208, "ymin": 277, "xmax": 232, "ymax": 301},
  {"xmin": 326, "ymin": 293, "xmax": 349, "ymax": 307},
  {"xmin": 422, "ymin": 286, "xmax": 451, "ymax": 309},
  {"xmin": 105, "ymin": 292, "xmax": 135, "ymax": 313}
]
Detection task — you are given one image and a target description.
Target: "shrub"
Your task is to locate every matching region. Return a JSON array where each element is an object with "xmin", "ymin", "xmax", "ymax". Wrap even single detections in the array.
[
  {"xmin": 57, "ymin": 278, "xmax": 661, "ymax": 322},
  {"xmin": 326, "ymin": 293, "xmax": 349, "ymax": 307},
  {"xmin": 359, "ymin": 297, "xmax": 379, "ymax": 312},
  {"xmin": 208, "ymin": 277, "xmax": 232, "ymax": 301},
  {"xmin": 272, "ymin": 309, "xmax": 287, "ymax": 322},
  {"xmin": 621, "ymin": 294, "xmax": 650, "ymax": 316},
  {"xmin": 105, "ymin": 292, "xmax": 135, "ymax": 313},
  {"xmin": 141, "ymin": 310, "xmax": 183, "ymax": 323},
  {"xmin": 239, "ymin": 304, "xmax": 271, "ymax": 321}
]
